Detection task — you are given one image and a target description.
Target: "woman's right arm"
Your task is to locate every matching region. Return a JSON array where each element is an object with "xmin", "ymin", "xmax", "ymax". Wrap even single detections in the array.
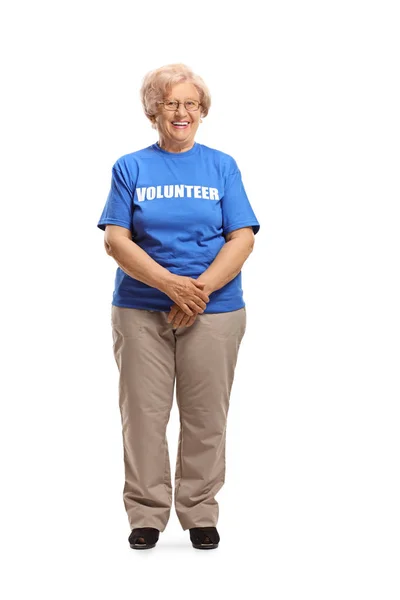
[
  {"xmin": 105, "ymin": 225, "xmax": 174, "ymax": 292},
  {"xmin": 104, "ymin": 225, "xmax": 209, "ymax": 315}
]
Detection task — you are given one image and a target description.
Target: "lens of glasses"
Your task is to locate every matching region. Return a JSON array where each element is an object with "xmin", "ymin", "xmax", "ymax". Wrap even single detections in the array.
[
  {"xmin": 163, "ymin": 100, "xmax": 200, "ymax": 111},
  {"xmin": 184, "ymin": 100, "xmax": 199, "ymax": 111}
]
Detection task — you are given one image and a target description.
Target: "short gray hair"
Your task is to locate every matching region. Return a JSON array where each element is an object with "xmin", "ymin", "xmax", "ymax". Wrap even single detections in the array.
[{"xmin": 140, "ymin": 63, "xmax": 211, "ymax": 129}]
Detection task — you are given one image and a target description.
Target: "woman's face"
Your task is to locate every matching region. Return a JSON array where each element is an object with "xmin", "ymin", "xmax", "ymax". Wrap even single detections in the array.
[{"xmin": 154, "ymin": 82, "xmax": 202, "ymax": 150}]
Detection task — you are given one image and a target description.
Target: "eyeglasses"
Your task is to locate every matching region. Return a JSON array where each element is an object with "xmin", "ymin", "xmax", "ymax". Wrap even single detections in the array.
[{"xmin": 157, "ymin": 100, "xmax": 201, "ymax": 112}]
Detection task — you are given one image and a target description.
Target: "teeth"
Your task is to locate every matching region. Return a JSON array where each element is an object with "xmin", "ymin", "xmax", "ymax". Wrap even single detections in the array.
[{"xmin": 172, "ymin": 122, "xmax": 189, "ymax": 125}]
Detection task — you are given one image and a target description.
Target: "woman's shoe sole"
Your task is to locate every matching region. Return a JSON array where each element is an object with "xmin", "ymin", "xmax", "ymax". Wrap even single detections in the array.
[
  {"xmin": 130, "ymin": 543, "xmax": 156, "ymax": 550},
  {"xmin": 192, "ymin": 543, "xmax": 219, "ymax": 549}
]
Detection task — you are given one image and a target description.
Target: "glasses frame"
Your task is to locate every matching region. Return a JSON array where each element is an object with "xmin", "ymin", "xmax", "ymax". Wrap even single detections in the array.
[{"xmin": 157, "ymin": 99, "xmax": 202, "ymax": 112}]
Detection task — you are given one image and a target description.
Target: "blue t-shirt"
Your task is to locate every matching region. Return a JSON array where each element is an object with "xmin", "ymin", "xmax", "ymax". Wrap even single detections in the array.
[{"xmin": 97, "ymin": 141, "xmax": 260, "ymax": 313}]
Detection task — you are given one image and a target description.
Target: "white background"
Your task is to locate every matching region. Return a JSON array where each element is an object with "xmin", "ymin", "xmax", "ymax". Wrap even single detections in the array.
[{"xmin": 1, "ymin": 0, "xmax": 399, "ymax": 598}]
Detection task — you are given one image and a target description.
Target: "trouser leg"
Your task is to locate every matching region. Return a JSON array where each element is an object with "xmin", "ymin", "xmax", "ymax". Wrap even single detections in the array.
[
  {"xmin": 174, "ymin": 307, "xmax": 246, "ymax": 530},
  {"xmin": 111, "ymin": 306, "xmax": 175, "ymax": 532}
]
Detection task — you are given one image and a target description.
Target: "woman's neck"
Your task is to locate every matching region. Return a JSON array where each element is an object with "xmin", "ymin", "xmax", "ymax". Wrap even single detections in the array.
[{"xmin": 157, "ymin": 138, "xmax": 195, "ymax": 153}]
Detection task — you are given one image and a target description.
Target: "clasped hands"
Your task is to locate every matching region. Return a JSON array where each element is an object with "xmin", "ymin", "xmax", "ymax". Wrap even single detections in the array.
[{"xmin": 165, "ymin": 275, "xmax": 212, "ymax": 329}]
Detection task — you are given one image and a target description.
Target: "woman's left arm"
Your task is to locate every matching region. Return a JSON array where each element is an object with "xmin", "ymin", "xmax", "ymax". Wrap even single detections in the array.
[
  {"xmin": 196, "ymin": 227, "xmax": 255, "ymax": 293},
  {"xmin": 167, "ymin": 227, "xmax": 255, "ymax": 327}
]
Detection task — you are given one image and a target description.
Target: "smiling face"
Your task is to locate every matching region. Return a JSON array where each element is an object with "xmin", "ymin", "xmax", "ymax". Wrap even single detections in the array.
[{"xmin": 154, "ymin": 82, "xmax": 202, "ymax": 152}]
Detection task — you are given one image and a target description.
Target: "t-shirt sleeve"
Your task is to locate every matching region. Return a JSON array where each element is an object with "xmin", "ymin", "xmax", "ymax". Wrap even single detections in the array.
[
  {"xmin": 221, "ymin": 161, "xmax": 260, "ymax": 236},
  {"xmin": 97, "ymin": 163, "xmax": 134, "ymax": 232}
]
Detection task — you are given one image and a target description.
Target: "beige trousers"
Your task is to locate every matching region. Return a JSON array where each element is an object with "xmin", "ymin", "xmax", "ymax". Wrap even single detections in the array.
[{"xmin": 111, "ymin": 305, "xmax": 246, "ymax": 532}]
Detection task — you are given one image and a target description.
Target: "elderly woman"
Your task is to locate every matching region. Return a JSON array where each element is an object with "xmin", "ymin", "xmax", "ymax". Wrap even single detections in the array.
[{"xmin": 97, "ymin": 63, "xmax": 260, "ymax": 550}]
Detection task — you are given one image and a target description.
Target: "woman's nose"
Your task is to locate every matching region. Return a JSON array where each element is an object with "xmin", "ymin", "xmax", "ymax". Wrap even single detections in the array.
[{"xmin": 176, "ymin": 103, "xmax": 188, "ymax": 117}]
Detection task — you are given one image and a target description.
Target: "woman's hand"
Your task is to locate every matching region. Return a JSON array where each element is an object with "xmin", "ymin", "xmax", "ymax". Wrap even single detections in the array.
[
  {"xmin": 167, "ymin": 303, "xmax": 198, "ymax": 328},
  {"xmin": 167, "ymin": 281, "xmax": 213, "ymax": 328},
  {"xmin": 163, "ymin": 275, "xmax": 210, "ymax": 316}
]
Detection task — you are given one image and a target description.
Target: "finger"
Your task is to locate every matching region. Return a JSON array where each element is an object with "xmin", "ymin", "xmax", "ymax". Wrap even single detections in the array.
[
  {"xmin": 196, "ymin": 299, "xmax": 207, "ymax": 311},
  {"xmin": 175, "ymin": 312, "xmax": 187, "ymax": 327},
  {"xmin": 193, "ymin": 293, "xmax": 209, "ymax": 306},
  {"xmin": 175, "ymin": 310, "xmax": 188, "ymax": 324},
  {"xmin": 167, "ymin": 306, "xmax": 179, "ymax": 322},
  {"xmin": 188, "ymin": 299, "xmax": 206, "ymax": 314},
  {"xmin": 181, "ymin": 314, "xmax": 191, "ymax": 326},
  {"xmin": 191, "ymin": 283, "xmax": 209, "ymax": 303},
  {"xmin": 178, "ymin": 317, "xmax": 192, "ymax": 328},
  {"xmin": 172, "ymin": 316, "xmax": 184, "ymax": 329},
  {"xmin": 168, "ymin": 303, "xmax": 182, "ymax": 321},
  {"xmin": 185, "ymin": 317, "xmax": 196, "ymax": 327},
  {"xmin": 170, "ymin": 308, "xmax": 185, "ymax": 328},
  {"xmin": 182, "ymin": 311, "xmax": 197, "ymax": 327},
  {"xmin": 181, "ymin": 303, "xmax": 194, "ymax": 316}
]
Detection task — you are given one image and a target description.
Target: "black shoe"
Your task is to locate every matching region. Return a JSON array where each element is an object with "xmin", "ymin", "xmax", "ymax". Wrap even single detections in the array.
[
  {"xmin": 189, "ymin": 527, "xmax": 220, "ymax": 549},
  {"xmin": 129, "ymin": 527, "xmax": 160, "ymax": 550}
]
